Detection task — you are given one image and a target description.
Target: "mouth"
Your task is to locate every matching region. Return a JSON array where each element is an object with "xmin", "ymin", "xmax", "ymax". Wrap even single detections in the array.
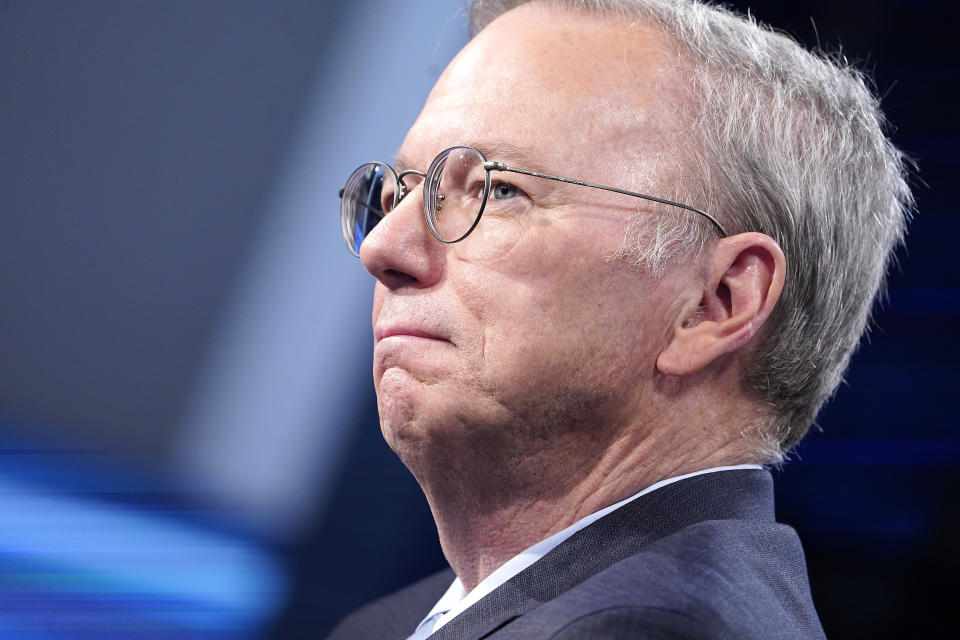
[{"xmin": 374, "ymin": 325, "xmax": 449, "ymax": 344}]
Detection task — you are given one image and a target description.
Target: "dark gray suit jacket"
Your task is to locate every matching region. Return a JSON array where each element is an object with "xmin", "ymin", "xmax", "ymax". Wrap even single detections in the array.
[{"xmin": 328, "ymin": 469, "xmax": 826, "ymax": 639}]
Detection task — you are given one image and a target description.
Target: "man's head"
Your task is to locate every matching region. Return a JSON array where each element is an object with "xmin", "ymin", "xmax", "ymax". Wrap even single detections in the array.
[
  {"xmin": 465, "ymin": 0, "xmax": 913, "ymax": 460},
  {"xmin": 349, "ymin": 0, "xmax": 910, "ymax": 480}
]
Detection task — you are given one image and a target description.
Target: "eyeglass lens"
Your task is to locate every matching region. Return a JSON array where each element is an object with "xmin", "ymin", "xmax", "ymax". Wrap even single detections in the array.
[
  {"xmin": 340, "ymin": 162, "xmax": 396, "ymax": 256},
  {"xmin": 425, "ymin": 146, "xmax": 488, "ymax": 243}
]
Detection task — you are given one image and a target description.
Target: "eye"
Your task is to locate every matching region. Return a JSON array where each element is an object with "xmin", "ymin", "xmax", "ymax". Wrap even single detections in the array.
[{"xmin": 491, "ymin": 181, "xmax": 519, "ymax": 200}]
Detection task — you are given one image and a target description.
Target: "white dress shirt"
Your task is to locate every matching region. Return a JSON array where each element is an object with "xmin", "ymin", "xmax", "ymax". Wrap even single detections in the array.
[{"xmin": 406, "ymin": 464, "xmax": 763, "ymax": 640}]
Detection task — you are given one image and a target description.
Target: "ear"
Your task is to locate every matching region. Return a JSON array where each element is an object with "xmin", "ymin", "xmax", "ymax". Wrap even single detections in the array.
[{"xmin": 657, "ymin": 232, "xmax": 786, "ymax": 377}]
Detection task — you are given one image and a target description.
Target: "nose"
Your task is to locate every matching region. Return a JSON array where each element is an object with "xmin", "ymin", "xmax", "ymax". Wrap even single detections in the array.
[{"xmin": 359, "ymin": 183, "xmax": 445, "ymax": 289}]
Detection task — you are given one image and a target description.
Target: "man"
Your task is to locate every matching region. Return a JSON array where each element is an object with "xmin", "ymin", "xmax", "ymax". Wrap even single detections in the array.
[{"xmin": 330, "ymin": 0, "xmax": 911, "ymax": 637}]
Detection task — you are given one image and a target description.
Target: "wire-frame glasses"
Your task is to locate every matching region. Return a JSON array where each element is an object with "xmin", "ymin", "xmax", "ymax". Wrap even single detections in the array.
[{"xmin": 339, "ymin": 145, "xmax": 727, "ymax": 257}]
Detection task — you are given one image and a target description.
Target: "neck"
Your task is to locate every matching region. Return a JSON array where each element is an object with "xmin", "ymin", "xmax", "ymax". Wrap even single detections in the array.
[{"xmin": 407, "ymin": 387, "xmax": 761, "ymax": 591}]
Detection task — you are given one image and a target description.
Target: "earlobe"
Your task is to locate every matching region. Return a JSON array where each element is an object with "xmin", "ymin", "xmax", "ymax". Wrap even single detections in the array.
[{"xmin": 657, "ymin": 233, "xmax": 786, "ymax": 377}]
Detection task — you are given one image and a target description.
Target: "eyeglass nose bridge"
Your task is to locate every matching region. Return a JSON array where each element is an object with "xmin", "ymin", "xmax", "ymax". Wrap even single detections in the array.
[{"xmin": 396, "ymin": 169, "xmax": 426, "ymax": 202}]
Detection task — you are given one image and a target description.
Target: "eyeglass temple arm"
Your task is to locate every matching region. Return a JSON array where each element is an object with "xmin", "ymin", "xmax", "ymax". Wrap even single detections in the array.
[{"xmin": 484, "ymin": 162, "xmax": 728, "ymax": 237}]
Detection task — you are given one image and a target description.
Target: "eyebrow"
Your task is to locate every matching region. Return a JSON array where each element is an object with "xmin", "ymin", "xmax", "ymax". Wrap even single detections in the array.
[{"xmin": 473, "ymin": 142, "xmax": 542, "ymax": 169}]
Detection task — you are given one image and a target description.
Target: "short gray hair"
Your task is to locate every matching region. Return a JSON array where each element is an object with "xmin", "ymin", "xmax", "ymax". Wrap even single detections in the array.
[{"xmin": 468, "ymin": 0, "xmax": 913, "ymax": 461}]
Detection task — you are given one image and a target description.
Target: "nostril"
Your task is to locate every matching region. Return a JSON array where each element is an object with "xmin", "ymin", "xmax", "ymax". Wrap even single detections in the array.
[{"xmin": 383, "ymin": 268, "xmax": 420, "ymax": 288}]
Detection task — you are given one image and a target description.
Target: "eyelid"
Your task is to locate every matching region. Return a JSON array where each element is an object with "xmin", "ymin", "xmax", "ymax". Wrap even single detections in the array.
[
  {"xmin": 491, "ymin": 176, "xmax": 526, "ymax": 192},
  {"xmin": 493, "ymin": 172, "xmax": 576, "ymax": 209},
  {"xmin": 491, "ymin": 178, "xmax": 521, "ymax": 191}
]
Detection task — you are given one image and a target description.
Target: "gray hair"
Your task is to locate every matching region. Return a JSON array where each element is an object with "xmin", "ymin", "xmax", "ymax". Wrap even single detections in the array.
[{"xmin": 468, "ymin": 0, "xmax": 913, "ymax": 461}]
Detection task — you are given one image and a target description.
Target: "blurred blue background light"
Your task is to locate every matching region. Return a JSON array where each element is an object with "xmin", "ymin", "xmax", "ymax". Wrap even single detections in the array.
[{"xmin": 0, "ymin": 474, "xmax": 283, "ymax": 637}]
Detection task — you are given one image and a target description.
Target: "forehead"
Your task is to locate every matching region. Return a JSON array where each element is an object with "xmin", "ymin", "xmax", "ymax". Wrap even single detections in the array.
[{"xmin": 400, "ymin": 3, "xmax": 684, "ymax": 177}]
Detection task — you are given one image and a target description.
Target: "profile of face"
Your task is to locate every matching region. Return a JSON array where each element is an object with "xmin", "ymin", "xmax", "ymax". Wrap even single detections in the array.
[{"xmin": 359, "ymin": 5, "xmax": 699, "ymax": 470}]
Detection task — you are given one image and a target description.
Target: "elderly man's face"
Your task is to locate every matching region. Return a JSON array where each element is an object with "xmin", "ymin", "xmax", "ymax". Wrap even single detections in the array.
[{"xmin": 360, "ymin": 5, "xmax": 692, "ymax": 464}]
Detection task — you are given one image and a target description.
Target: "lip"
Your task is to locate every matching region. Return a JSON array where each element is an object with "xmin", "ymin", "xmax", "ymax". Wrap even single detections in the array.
[{"xmin": 374, "ymin": 325, "xmax": 448, "ymax": 343}]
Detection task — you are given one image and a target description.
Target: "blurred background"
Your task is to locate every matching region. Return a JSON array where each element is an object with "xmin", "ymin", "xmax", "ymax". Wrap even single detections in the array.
[{"xmin": 0, "ymin": 0, "xmax": 954, "ymax": 637}]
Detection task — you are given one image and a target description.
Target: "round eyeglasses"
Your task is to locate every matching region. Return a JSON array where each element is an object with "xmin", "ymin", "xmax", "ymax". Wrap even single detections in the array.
[{"xmin": 339, "ymin": 145, "xmax": 727, "ymax": 257}]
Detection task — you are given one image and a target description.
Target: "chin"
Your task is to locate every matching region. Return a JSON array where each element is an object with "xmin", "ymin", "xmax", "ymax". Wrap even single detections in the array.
[
  {"xmin": 378, "ymin": 411, "xmax": 443, "ymax": 483},
  {"xmin": 377, "ymin": 386, "xmax": 471, "ymax": 455},
  {"xmin": 376, "ymin": 375, "xmax": 442, "ymax": 446}
]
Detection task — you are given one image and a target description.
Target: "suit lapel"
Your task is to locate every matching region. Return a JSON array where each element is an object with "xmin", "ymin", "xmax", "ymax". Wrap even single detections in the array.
[{"xmin": 429, "ymin": 468, "xmax": 774, "ymax": 640}]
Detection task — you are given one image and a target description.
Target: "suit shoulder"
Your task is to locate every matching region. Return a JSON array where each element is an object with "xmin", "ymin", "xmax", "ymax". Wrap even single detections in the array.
[
  {"xmin": 326, "ymin": 568, "xmax": 454, "ymax": 640},
  {"xmin": 529, "ymin": 520, "xmax": 825, "ymax": 640}
]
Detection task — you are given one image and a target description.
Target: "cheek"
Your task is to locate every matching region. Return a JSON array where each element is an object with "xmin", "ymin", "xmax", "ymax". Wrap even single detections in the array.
[
  {"xmin": 479, "ymin": 265, "xmax": 663, "ymax": 384},
  {"xmin": 453, "ymin": 216, "xmax": 661, "ymax": 375},
  {"xmin": 466, "ymin": 279, "xmax": 596, "ymax": 384}
]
